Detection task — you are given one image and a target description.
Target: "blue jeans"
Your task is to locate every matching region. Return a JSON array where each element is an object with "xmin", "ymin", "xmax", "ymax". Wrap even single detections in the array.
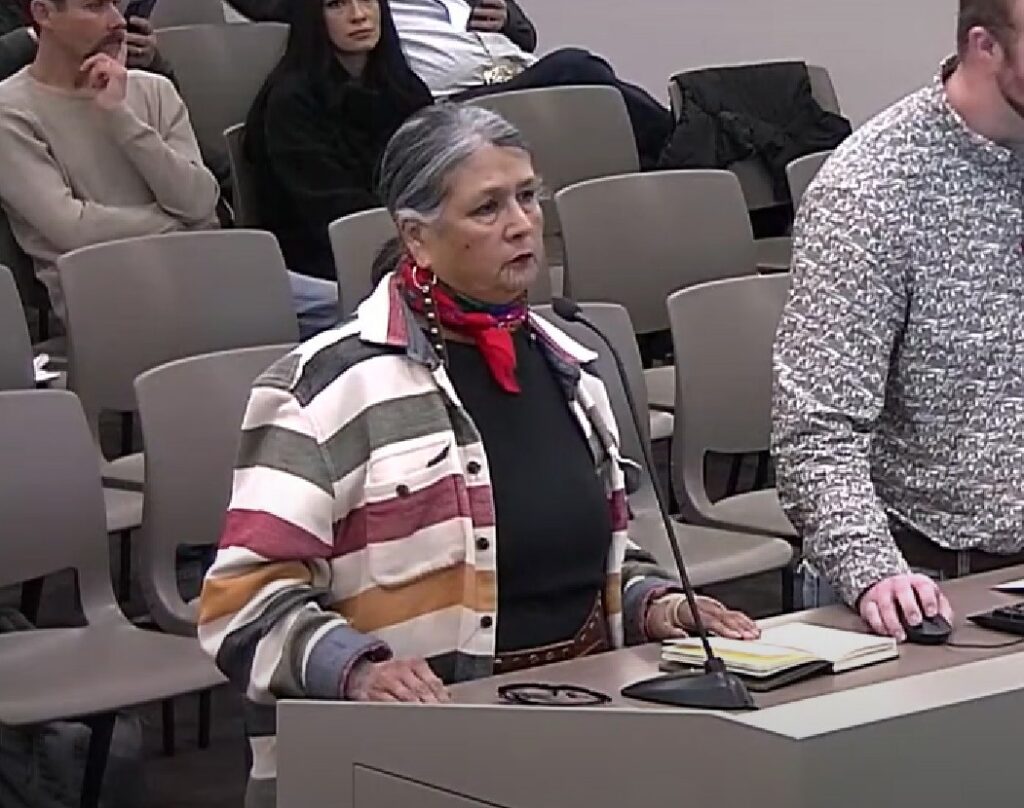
[
  {"xmin": 798, "ymin": 561, "xmax": 944, "ymax": 609},
  {"xmin": 287, "ymin": 272, "xmax": 340, "ymax": 340}
]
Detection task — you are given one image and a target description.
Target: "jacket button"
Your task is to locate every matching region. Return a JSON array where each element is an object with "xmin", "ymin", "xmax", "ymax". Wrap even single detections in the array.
[
  {"xmin": 475, "ymin": 537, "xmax": 490, "ymax": 551},
  {"xmin": 396, "ymin": 484, "xmax": 411, "ymax": 498},
  {"xmin": 480, "ymin": 615, "xmax": 493, "ymax": 629},
  {"xmin": 467, "ymin": 461, "xmax": 482, "ymax": 475}
]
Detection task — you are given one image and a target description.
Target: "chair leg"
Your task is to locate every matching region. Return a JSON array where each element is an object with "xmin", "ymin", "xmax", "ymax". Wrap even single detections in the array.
[
  {"xmin": 781, "ymin": 566, "xmax": 795, "ymax": 614},
  {"xmin": 38, "ymin": 300, "xmax": 50, "ymax": 342},
  {"xmin": 753, "ymin": 451, "xmax": 770, "ymax": 490},
  {"xmin": 117, "ymin": 531, "xmax": 132, "ymax": 602},
  {"xmin": 19, "ymin": 577, "xmax": 44, "ymax": 623},
  {"xmin": 162, "ymin": 698, "xmax": 176, "ymax": 757},
  {"xmin": 725, "ymin": 454, "xmax": 745, "ymax": 497},
  {"xmin": 120, "ymin": 412, "xmax": 134, "ymax": 456},
  {"xmin": 80, "ymin": 713, "xmax": 116, "ymax": 808},
  {"xmin": 198, "ymin": 690, "xmax": 212, "ymax": 749}
]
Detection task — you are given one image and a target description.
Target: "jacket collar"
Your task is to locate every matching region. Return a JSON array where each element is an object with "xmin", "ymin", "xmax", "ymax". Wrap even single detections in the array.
[{"xmin": 356, "ymin": 273, "xmax": 598, "ymax": 389}]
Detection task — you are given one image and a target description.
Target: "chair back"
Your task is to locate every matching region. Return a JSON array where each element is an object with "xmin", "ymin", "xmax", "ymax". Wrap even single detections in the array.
[
  {"xmin": 156, "ymin": 23, "xmax": 288, "ymax": 169},
  {"xmin": 668, "ymin": 275, "xmax": 790, "ymax": 510},
  {"xmin": 0, "ymin": 391, "xmax": 119, "ymax": 622},
  {"xmin": 58, "ymin": 229, "xmax": 298, "ymax": 432},
  {"xmin": 786, "ymin": 149, "xmax": 833, "ymax": 208},
  {"xmin": 328, "ymin": 208, "xmax": 398, "ymax": 317},
  {"xmin": 151, "ymin": 0, "xmax": 225, "ymax": 28},
  {"xmin": 668, "ymin": 63, "xmax": 841, "ymax": 211},
  {"xmin": 224, "ymin": 123, "xmax": 262, "ymax": 227},
  {"xmin": 467, "ymin": 86, "xmax": 639, "ymax": 236},
  {"xmin": 556, "ymin": 170, "xmax": 755, "ymax": 334},
  {"xmin": 135, "ymin": 344, "xmax": 294, "ymax": 635},
  {"xmin": 0, "ymin": 266, "xmax": 33, "ymax": 390}
]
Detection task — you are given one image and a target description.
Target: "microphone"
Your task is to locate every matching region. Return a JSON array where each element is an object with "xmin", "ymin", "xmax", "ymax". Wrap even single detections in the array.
[{"xmin": 551, "ymin": 297, "xmax": 754, "ymax": 710}]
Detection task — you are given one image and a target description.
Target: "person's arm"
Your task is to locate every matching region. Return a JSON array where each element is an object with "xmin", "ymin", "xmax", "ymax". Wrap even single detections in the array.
[
  {"xmin": 197, "ymin": 368, "xmax": 392, "ymax": 702},
  {"xmin": 198, "ymin": 357, "xmax": 449, "ymax": 704},
  {"xmin": 0, "ymin": 27, "xmax": 36, "ymax": 82},
  {"xmin": 262, "ymin": 87, "xmax": 382, "ymax": 228},
  {"xmin": 0, "ymin": 108, "xmax": 182, "ymax": 253},
  {"xmin": 502, "ymin": 0, "xmax": 537, "ymax": 52},
  {"xmin": 771, "ymin": 178, "xmax": 912, "ymax": 608}
]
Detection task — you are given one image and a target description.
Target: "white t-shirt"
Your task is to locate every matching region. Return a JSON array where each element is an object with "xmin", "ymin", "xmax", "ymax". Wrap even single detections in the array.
[{"xmin": 390, "ymin": 0, "xmax": 537, "ymax": 97}]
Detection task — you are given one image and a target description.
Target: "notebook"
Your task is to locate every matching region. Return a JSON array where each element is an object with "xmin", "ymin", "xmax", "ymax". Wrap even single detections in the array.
[{"xmin": 662, "ymin": 622, "xmax": 898, "ymax": 679}]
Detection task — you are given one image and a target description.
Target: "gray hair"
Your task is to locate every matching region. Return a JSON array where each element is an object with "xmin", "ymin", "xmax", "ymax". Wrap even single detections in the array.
[{"xmin": 376, "ymin": 104, "xmax": 532, "ymax": 227}]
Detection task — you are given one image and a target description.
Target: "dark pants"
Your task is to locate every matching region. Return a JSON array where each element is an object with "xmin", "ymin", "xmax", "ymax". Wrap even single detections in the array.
[{"xmin": 456, "ymin": 48, "xmax": 673, "ymax": 169}]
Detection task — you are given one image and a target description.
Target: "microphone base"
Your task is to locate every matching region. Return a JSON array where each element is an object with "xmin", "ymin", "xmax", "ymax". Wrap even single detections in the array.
[{"xmin": 621, "ymin": 670, "xmax": 756, "ymax": 711}]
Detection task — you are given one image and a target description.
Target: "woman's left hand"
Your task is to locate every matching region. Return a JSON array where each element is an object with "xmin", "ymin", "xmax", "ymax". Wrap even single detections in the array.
[{"xmin": 645, "ymin": 594, "xmax": 760, "ymax": 641}]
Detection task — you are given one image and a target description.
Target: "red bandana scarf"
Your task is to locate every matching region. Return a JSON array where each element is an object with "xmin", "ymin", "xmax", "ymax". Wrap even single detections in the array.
[{"xmin": 398, "ymin": 258, "xmax": 528, "ymax": 394}]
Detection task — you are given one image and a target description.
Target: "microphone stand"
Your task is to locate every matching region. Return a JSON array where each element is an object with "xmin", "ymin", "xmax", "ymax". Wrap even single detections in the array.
[{"xmin": 551, "ymin": 297, "xmax": 755, "ymax": 710}]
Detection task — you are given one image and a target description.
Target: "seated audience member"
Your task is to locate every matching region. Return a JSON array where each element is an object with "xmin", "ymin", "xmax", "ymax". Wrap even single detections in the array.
[
  {"xmin": 225, "ymin": 0, "xmax": 539, "ymax": 51},
  {"xmin": 245, "ymin": 0, "xmax": 431, "ymax": 283},
  {"xmin": 773, "ymin": 0, "xmax": 1024, "ymax": 639},
  {"xmin": 199, "ymin": 104, "xmax": 759, "ymax": 807},
  {"xmin": 0, "ymin": 0, "xmax": 175, "ymax": 81},
  {"xmin": 388, "ymin": 0, "xmax": 673, "ymax": 167},
  {"xmin": 0, "ymin": 0, "xmax": 338, "ymax": 337}
]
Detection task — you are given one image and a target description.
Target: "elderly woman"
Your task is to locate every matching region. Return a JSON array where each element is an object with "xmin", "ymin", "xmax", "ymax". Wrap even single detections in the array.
[{"xmin": 198, "ymin": 104, "xmax": 758, "ymax": 807}]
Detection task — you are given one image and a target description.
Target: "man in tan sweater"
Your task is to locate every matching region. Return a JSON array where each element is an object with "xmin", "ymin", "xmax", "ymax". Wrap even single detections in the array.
[{"xmin": 0, "ymin": 0, "xmax": 221, "ymax": 319}]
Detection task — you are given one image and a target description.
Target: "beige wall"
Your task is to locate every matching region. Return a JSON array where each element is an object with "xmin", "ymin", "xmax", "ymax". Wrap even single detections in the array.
[{"xmin": 528, "ymin": 0, "xmax": 958, "ymax": 125}]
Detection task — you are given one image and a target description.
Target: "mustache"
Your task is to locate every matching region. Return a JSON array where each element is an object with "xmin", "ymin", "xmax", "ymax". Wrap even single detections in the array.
[{"xmin": 85, "ymin": 30, "xmax": 126, "ymax": 58}]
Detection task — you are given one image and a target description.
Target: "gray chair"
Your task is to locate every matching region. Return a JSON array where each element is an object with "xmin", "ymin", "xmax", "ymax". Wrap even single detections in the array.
[
  {"xmin": 134, "ymin": 344, "xmax": 294, "ymax": 637},
  {"xmin": 668, "ymin": 64, "xmax": 841, "ymax": 273},
  {"xmin": 58, "ymin": 230, "xmax": 298, "ymax": 590},
  {"xmin": 0, "ymin": 265, "xmax": 33, "ymax": 390},
  {"xmin": 151, "ymin": 0, "xmax": 225, "ymax": 28},
  {"xmin": 787, "ymin": 149, "xmax": 833, "ymax": 208},
  {"xmin": 556, "ymin": 170, "xmax": 756, "ymax": 337},
  {"xmin": 668, "ymin": 63, "xmax": 840, "ymax": 213},
  {"xmin": 535, "ymin": 303, "xmax": 794, "ymax": 590},
  {"xmin": 467, "ymin": 85, "xmax": 639, "ymax": 242},
  {"xmin": 328, "ymin": 207, "xmax": 399, "ymax": 317},
  {"xmin": 0, "ymin": 390, "xmax": 224, "ymax": 808},
  {"xmin": 0, "ymin": 205, "xmax": 53, "ymax": 341},
  {"xmin": 668, "ymin": 275, "xmax": 798, "ymax": 541},
  {"xmin": 328, "ymin": 208, "xmax": 554, "ymax": 316},
  {"xmin": 156, "ymin": 23, "xmax": 288, "ymax": 169},
  {"xmin": 224, "ymin": 123, "xmax": 261, "ymax": 227}
]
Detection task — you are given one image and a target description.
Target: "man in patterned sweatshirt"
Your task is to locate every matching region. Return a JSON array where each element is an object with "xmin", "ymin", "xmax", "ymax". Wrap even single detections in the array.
[{"xmin": 773, "ymin": 0, "xmax": 1024, "ymax": 640}]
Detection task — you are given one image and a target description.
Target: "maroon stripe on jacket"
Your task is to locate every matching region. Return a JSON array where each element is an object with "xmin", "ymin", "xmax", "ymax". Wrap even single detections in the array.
[
  {"xmin": 609, "ymin": 490, "xmax": 629, "ymax": 533},
  {"xmin": 332, "ymin": 475, "xmax": 496, "ymax": 557},
  {"xmin": 219, "ymin": 510, "xmax": 334, "ymax": 560}
]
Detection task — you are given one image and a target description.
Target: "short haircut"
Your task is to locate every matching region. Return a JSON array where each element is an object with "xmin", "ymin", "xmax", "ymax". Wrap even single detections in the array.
[{"xmin": 958, "ymin": 0, "xmax": 1017, "ymax": 52}]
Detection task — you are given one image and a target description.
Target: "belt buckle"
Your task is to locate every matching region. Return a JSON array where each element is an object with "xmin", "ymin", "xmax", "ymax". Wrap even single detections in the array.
[{"xmin": 482, "ymin": 61, "xmax": 521, "ymax": 86}]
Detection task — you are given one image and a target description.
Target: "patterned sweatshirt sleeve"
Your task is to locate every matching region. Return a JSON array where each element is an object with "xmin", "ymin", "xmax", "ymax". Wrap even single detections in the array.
[
  {"xmin": 197, "ymin": 363, "xmax": 390, "ymax": 703},
  {"xmin": 771, "ymin": 178, "xmax": 912, "ymax": 607}
]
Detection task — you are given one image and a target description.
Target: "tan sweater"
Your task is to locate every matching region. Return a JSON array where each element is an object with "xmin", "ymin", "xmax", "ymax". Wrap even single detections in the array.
[{"xmin": 0, "ymin": 67, "xmax": 220, "ymax": 316}]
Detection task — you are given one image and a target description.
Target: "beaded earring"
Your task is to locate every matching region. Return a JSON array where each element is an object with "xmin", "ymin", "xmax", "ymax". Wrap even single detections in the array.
[{"xmin": 410, "ymin": 262, "xmax": 449, "ymax": 365}]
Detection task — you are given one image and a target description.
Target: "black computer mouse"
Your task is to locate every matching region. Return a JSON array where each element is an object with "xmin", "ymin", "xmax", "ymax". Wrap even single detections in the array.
[{"xmin": 897, "ymin": 602, "xmax": 952, "ymax": 645}]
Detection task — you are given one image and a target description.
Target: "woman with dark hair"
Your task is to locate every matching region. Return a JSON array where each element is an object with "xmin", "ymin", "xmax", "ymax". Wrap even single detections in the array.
[{"xmin": 246, "ymin": 0, "xmax": 432, "ymax": 282}]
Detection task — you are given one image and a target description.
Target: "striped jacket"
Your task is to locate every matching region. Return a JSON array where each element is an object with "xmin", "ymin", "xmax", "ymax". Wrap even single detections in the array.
[{"xmin": 197, "ymin": 275, "xmax": 679, "ymax": 805}]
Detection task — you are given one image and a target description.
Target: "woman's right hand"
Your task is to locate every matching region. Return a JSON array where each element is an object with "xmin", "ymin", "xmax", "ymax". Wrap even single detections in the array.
[{"xmin": 345, "ymin": 658, "xmax": 451, "ymax": 703}]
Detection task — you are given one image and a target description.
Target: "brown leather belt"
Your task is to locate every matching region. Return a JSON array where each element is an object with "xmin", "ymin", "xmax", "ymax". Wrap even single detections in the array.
[
  {"xmin": 892, "ymin": 521, "xmax": 1024, "ymax": 579},
  {"xmin": 492, "ymin": 595, "xmax": 611, "ymax": 675}
]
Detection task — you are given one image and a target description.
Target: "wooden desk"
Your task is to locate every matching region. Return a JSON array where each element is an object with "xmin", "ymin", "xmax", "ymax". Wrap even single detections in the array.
[{"xmin": 279, "ymin": 566, "xmax": 1024, "ymax": 808}]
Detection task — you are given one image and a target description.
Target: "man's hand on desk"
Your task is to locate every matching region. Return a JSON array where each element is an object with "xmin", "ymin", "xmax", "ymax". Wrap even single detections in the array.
[
  {"xmin": 859, "ymin": 573, "xmax": 954, "ymax": 641},
  {"xmin": 646, "ymin": 594, "xmax": 761, "ymax": 641}
]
